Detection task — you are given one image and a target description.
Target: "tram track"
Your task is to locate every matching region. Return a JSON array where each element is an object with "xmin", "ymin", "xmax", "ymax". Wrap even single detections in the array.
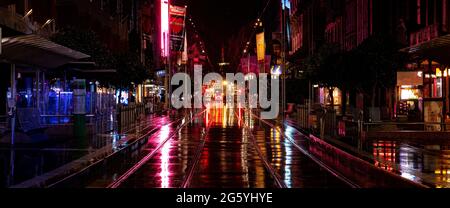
[
  {"xmin": 237, "ymin": 110, "xmax": 287, "ymax": 188},
  {"xmin": 107, "ymin": 109, "xmax": 207, "ymax": 188},
  {"xmin": 247, "ymin": 109, "xmax": 360, "ymax": 188},
  {"xmin": 45, "ymin": 112, "xmax": 188, "ymax": 188},
  {"xmin": 180, "ymin": 116, "xmax": 210, "ymax": 188}
]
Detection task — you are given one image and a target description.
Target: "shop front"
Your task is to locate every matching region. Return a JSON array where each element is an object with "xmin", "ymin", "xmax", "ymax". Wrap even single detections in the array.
[
  {"xmin": 396, "ymin": 71, "xmax": 423, "ymax": 122},
  {"xmin": 401, "ymin": 34, "xmax": 450, "ymax": 131},
  {"xmin": 396, "ymin": 64, "xmax": 449, "ymax": 130},
  {"xmin": 315, "ymin": 86, "xmax": 346, "ymax": 116},
  {"xmin": 422, "ymin": 65, "xmax": 448, "ymax": 131}
]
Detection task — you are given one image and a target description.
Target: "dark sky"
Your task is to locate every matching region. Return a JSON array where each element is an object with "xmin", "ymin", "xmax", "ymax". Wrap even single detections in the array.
[{"xmin": 185, "ymin": 0, "xmax": 273, "ymax": 70}]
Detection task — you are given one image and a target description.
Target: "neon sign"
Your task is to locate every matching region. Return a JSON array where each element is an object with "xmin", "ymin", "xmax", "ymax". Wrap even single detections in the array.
[{"xmin": 161, "ymin": 0, "xmax": 169, "ymax": 57}]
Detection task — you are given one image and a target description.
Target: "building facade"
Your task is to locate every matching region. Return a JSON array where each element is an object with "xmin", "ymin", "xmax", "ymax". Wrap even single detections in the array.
[{"xmin": 286, "ymin": 0, "xmax": 450, "ymax": 124}]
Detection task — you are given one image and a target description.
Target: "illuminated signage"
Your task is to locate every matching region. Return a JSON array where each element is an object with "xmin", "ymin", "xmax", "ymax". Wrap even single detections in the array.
[
  {"xmin": 256, "ymin": 32, "xmax": 265, "ymax": 61},
  {"xmin": 282, "ymin": 0, "xmax": 291, "ymax": 10},
  {"xmin": 400, "ymin": 87, "xmax": 420, "ymax": 100},
  {"xmin": 161, "ymin": 0, "xmax": 169, "ymax": 57},
  {"xmin": 169, "ymin": 5, "xmax": 186, "ymax": 51},
  {"xmin": 182, "ymin": 36, "xmax": 188, "ymax": 63},
  {"xmin": 436, "ymin": 68, "xmax": 449, "ymax": 78},
  {"xmin": 156, "ymin": 70, "xmax": 166, "ymax": 77}
]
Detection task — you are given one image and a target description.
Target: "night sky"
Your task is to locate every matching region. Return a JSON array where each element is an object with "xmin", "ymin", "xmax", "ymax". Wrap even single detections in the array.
[{"xmin": 185, "ymin": 0, "xmax": 273, "ymax": 69}]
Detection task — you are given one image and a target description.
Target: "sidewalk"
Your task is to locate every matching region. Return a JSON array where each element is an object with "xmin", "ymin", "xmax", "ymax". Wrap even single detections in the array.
[{"xmin": 0, "ymin": 112, "xmax": 170, "ymax": 188}]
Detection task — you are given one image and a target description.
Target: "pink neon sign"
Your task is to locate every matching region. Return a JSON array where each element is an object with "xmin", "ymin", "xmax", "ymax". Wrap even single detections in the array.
[{"xmin": 161, "ymin": 0, "xmax": 169, "ymax": 57}]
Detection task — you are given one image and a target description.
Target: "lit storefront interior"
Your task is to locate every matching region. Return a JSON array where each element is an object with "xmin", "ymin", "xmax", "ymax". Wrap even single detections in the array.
[
  {"xmin": 396, "ymin": 71, "xmax": 423, "ymax": 122},
  {"xmin": 401, "ymin": 34, "xmax": 450, "ymax": 130},
  {"xmin": 422, "ymin": 65, "xmax": 449, "ymax": 131},
  {"xmin": 313, "ymin": 86, "xmax": 347, "ymax": 116},
  {"xmin": 396, "ymin": 63, "xmax": 450, "ymax": 127}
]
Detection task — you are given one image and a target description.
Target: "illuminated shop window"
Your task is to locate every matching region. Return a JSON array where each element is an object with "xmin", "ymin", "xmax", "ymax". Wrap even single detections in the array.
[{"xmin": 400, "ymin": 86, "xmax": 420, "ymax": 100}]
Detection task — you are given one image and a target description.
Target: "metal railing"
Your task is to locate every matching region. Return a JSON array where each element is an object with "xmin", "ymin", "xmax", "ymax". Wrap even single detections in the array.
[
  {"xmin": 296, "ymin": 105, "xmax": 336, "ymax": 139},
  {"xmin": 0, "ymin": 116, "xmax": 8, "ymax": 134},
  {"xmin": 117, "ymin": 103, "xmax": 147, "ymax": 133},
  {"xmin": 40, "ymin": 114, "xmax": 95, "ymax": 125},
  {"xmin": 296, "ymin": 102, "xmax": 450, "ymax": 141}
]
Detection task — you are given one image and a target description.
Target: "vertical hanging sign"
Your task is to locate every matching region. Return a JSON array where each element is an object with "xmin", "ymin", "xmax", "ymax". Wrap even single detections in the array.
[
  {"xmin": 256, "ymin": 32, "xmax": 265, "ymax": 61},
  {"xmin": 182, "ymin": 34, "xmax": 188, "ymax": 64},
  {"xmin": 161, "ymin": 0, "xmax": 169, "ymax": 57},
  {"xmin": 256, "ymin": 32, "xmax": 266, "ymax": 73},
  {"xmin": 170, "ymin": 5, "xmax": 186, "ymax": 51}
]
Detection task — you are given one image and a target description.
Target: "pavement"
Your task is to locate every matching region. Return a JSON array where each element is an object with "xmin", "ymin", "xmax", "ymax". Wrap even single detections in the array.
[{"xmin": 1, "ymin": 112, "xmax": 175, "ymax": 188}]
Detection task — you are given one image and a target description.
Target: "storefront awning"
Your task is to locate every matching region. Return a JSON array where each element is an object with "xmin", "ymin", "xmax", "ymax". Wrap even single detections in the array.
[
  {"xmin": 0, "ymin": 34, "xmax": 90, "ymax": 69},
  {"xmin": 400, "ymin": 34, "xmax": 450, "ymax": 65}
]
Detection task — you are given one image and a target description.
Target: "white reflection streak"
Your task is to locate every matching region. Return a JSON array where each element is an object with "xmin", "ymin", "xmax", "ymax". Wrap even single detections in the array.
[
  {"xmin": 284, "ymin": 128, "xmax": 293, "ymax": 188},
  {"xmin": 242, "ymin": 127, "xmax": 250, "ymax": 187},
  {"xmin": 401, "ymin": 172, "xmax": 416, "ymax": 181},
  {"xmin": 159, "ymin": 125, "xmax": 171, "ymax": 188}
]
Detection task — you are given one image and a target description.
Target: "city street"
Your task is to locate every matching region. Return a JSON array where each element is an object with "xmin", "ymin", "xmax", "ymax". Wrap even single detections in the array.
[
  {"xmin": 2, "ymin": 0, "xmax": 450, "ymax": 192},
  {"xmin": 73, "ymin": 108, "xmax": 348, "ymax": 188}
]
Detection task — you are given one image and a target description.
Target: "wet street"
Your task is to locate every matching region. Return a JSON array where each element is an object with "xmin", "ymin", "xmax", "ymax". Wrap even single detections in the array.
[
  {"xmin": 6, "ymin": 107, "xmax": 449, "ymax": 188},
  {"xmin": 84, "ymin": 108, "xmax": 349, "ymax": 188},
  {"xmin": 369, "ymin": 139, "xmax": 450, "ymax": 188}
]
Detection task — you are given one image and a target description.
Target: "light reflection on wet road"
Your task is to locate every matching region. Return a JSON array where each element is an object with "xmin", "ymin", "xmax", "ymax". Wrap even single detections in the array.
[
  {"xmin": 114, "ymin": 108, "xmax": 348, "ymax": 188},
  {"xmin": 370, "ymin": 139, "xmax": 450, "ymax": 188},
  {"xmin": 6, "ymin": 107, "xmax": 450, "ymax": 188}
]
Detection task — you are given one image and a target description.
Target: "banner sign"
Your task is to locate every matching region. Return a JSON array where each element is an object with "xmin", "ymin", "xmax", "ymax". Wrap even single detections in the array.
[
  {"xmin": 256, "ymin": 32, "xmax": 265, "ymax": 61},
  {"xmin": 241, "ymin": 55, "xmax": 271, "ymax": 74},
  {"xmin": 182, "ymin": 35, "xmax": 188, "ymax": 64},
  {"xmin": 170, "ymin": 5, "xmax": 186, "ymax": 51}
]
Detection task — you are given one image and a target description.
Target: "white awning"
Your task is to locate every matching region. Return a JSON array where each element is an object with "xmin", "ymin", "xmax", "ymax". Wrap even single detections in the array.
[{"xmin": 0, "ymin": 34, "xmax": 90, "ymax": 69}]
